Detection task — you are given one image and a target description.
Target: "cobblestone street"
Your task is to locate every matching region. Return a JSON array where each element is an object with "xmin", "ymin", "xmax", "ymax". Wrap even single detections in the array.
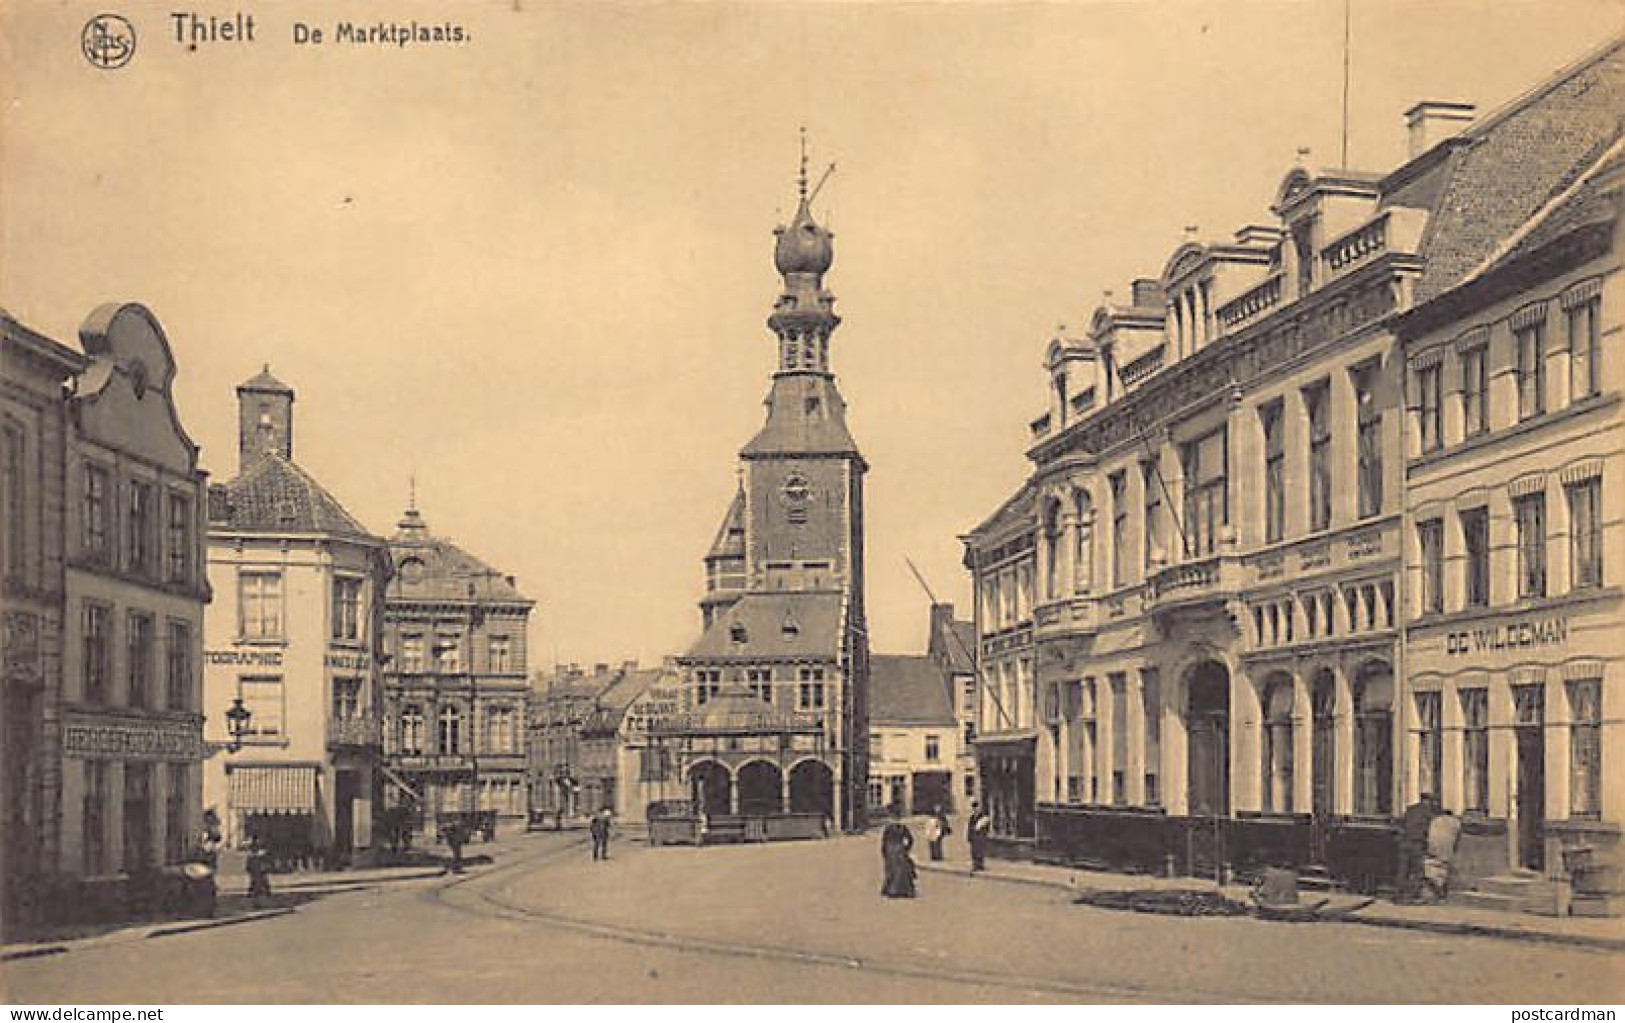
[{"xmin": 5, "ymin": 830, "xmax": 1620, "ymax": 1004}]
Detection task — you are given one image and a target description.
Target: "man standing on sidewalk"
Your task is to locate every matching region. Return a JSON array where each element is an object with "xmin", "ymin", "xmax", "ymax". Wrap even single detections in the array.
[{"xmin": 967, "ymin": 801, "xmax": 991, "ymax": 872}]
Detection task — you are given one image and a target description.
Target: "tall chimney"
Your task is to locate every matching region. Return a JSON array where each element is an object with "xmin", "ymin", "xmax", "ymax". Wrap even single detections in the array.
[{"xmin": 1405, "ymin": 101, "xmax": 1476, "ymax": 159}]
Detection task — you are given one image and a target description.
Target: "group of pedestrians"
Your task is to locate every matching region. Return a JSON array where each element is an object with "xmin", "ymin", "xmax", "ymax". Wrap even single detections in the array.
[{"xmin": 879, "ymin": 800, "xmax": 992, "ymax": 899}]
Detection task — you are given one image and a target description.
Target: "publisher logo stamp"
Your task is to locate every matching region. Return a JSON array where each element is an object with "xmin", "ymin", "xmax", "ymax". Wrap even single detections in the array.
[{"xmin": 82, "ymin": 13, "xmax": 136, "ymax": 69}]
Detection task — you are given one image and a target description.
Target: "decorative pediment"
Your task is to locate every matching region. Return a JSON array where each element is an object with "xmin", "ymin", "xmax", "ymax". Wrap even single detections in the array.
[
  {"xmin": 1274, "ymin": 167, "xmax": 1314, "ymax": 211},
  {"xmin": 1162, "ymin": 242, "xmax": 1207, "ymax": 284}
]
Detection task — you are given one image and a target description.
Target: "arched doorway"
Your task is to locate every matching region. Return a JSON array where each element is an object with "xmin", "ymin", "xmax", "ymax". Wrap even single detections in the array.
[
  {"xmin": 1185, "ymin": 661, "xmax": 1230, "ymax": 816},
  {"xmin": 788, "ymin": 760, "xmax": 834, "ymax": 817},
  {"xmin": 737, "ymin": 760, "xmax": 784, "ymax": 815},
  {"xmin": 690, "ymin": 760, "xmax": 732, "ymax": 818},
  {"xmin": 1352, "ymin": 662, "xmax": 1393, "ymax": 817},
  {"xmin": 1311, "ymin": 669, "xmax": 1337, "ymax": 817}
]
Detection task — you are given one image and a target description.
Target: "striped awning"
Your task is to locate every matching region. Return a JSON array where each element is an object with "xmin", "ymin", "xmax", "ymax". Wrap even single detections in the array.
[{"xmin": 229, "ymin": 765, "xmax": 319, "ymax": 814}]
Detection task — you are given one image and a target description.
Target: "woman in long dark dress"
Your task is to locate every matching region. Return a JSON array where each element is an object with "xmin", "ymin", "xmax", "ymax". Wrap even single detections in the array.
[{"xmin": 880, "ymin": 822, "xmax": 917, "ymax": 898}]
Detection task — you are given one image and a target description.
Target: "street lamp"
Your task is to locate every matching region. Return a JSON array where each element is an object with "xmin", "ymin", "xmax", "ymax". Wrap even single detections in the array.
[{"xmin": 203, "ymin": 697, "xmax": 254, "ymax": 758}]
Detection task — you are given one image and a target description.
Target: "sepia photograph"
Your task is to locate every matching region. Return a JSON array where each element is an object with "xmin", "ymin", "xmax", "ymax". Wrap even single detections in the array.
[{"xmin": 2, "ymin": 0, "xmax": 1623, "ymax": 1007}]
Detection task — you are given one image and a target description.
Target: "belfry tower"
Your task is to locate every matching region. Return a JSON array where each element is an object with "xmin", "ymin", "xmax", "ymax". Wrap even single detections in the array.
[{"xmin": 674, "ymin": 146, "xmax": 871, "ymax": 832}]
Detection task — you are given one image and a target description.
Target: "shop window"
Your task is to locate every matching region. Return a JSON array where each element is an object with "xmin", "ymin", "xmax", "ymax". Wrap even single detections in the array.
[
  {"xmin": 165, "ymin": 762, "xmax": 189, "ymax": 863},
  {"xmin": 1415, "ymin": 691, "xmax": 1442, "ymax": 801},
  {"xmin": 123, "ymin": 763, "xmax": 153, "ymax": 872},
  {"xmin": 83, "ymin": 761, "xmax": 108, "ymax": 876},
  {"xmin": 1568, "ymin": 680, "xmax": 1601, "ymax": 818},
  {"xmin": 1460, "ymin": 688, "xmax": 1489, "ymax": 813},
  {"xmin": 1352, "ymin": 665, "xmax": 1393, "ymax": 816}
]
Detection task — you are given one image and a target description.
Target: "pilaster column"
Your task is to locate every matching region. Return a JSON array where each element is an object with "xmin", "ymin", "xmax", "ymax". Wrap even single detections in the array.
[
  {"xmin": 1096, "ymin": 677, "xmax": 1115, "ymax": 803},
  {"xmin": 1335, "ymin": 665, "xmax": 1356, "ymax": 816},
  {"xmin": 1293, "ymin": 670, "xmax": 1313, "ymax": 814},
  {"xmin": 1126, "ymin": 671, "xmax": 1147, "ymax": 806},
  {"xmin": 1059, "ymin": 510, "xmax": 1079, "ymax": 600}
]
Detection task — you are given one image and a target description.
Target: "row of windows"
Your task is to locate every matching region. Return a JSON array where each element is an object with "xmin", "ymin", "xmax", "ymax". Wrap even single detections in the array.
[
  {"xmin": 1417, "ymin": 477, "xmax": 1603, "ymax": 615},
  {"xmin": 81, "ymin": 602, "xmax": 193, "ymax": 710},
  {"xmin": 868, "ymin": 732, "xmax": 943, "ymax": 762},
  {"xmin": 1414, "ymin": 287, "xmax": 1604, "ymax": 455},
  {"xmin": 1043, "ymin": 671, "xmax": 1162, "ymax": 808},
  {"xmin": 690, "ymin": 666, "xmax": 829, "ymax": 711},
  {"xmin": 81, "ymin": 463, "xmax": 197, "ymax": 585},
  {"xmin": 81, "ymin": 761, "xmax": 192, "ymax": 876},
  {"xmin": 395, "ymin": 632, "xmax": 516, "ymax": 674},
  {"xmin": 238, "ymin": 570, "xmax": 374, "ymax": 644},
  {"xmin": 1026, "ymin": 361, "xmax": 1387, "ymax": 608},
  {"xmin": 1413, "ymin": 679, "xmax": 1601, "ymax": 817},
  {"xmin": 390, "ymin": 701, "xmax": 523, "ymax": 755}
]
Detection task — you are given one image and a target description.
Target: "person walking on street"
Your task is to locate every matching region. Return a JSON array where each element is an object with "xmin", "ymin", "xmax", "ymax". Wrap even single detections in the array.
[
  {"xmin": 246, "ymin": 838, "xmax": 274, "ymax": 907},
  {"xmin": 590, "ymin": 807, "xmax": 613, "ymax": 861},
  {"xmin": 967, "ymin": 800, "xmax": 991, "ymax": 873},
  {"xmin": 880, "ymin": 821, "xmax": 917, "ymax": 898},
  {"xmin": 926, "ymin": 806, "xmax": 949, "ymax": 862}
]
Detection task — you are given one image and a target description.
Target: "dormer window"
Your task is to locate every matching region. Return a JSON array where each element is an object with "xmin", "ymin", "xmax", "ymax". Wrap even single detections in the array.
[{"xmin": 730, "ymin": 622, "xmax": 749, "ymax": 645}]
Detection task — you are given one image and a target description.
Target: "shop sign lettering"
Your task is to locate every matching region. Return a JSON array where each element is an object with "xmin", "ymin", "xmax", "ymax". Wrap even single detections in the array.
[
  {"xmin": 206, "ymin": 648, "xmax": 283, "ymax": 667},
  {"xmin": 1446, "ymin": 618, "xmax": 1568, "ymax": 656},
  {"xmin": 324, "ymin": 650, "xmax": 369, "ymax": 670},
  {"xmin": 64, "ymin": 719, "xmax": 201, "ymax": 760}
]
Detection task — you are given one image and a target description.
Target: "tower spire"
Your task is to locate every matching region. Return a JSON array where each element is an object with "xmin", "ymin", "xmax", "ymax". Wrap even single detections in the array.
[{"xmin": 798, "ymin": 126, "xmax": 809, "ymax": 202}]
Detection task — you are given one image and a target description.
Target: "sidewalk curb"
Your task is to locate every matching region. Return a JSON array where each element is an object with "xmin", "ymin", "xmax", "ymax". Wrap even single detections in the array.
[
  {"xmin": 147, "ymin": 907, "xmax": 294, "ymax": 939},
  {"xmin": 2, "ymin": 907, "xmax": 296, "ymax": 962},
  {"xmin": 917, "ymin": 862, "xmax": 1625, "ymax": 953},
  {"xmin": 1, "ymin": 945, "xmax": 69, "ymax": 962}
]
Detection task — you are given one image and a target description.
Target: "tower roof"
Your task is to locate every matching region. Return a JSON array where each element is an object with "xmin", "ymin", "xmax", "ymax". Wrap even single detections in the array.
[
  {"xmin": 237, "ymin": 363, "xmax": 294, "ymax": 396},
  {"xmin": 774, "ymin": 198, "xmax": 834, "ymax": 276}
]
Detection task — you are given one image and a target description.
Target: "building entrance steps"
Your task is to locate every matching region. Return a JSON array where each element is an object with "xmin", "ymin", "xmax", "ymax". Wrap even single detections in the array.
[{"xmin": 916, "ymin": 853, "xmax": 1625, "ymax": 951}]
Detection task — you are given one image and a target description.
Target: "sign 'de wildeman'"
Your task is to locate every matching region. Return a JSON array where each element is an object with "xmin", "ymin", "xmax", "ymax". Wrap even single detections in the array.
[{"xmin": 1446, "ymin": 617, "xmax": 1568, "ymax": 656}]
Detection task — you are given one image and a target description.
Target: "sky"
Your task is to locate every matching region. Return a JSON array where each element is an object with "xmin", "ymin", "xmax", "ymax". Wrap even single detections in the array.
[{"xmin": 3, "ymin": 0, "xmax": 1619, "ymax": 670}]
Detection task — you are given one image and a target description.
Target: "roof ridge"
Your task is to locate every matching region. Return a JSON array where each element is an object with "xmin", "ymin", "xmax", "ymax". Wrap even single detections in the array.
[{"xmin": 1465, "ymin": 34, "xmax": 1625, "ymax": 142}]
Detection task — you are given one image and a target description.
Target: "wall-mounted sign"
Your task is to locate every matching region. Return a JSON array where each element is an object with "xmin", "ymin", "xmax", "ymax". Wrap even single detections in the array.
[
  {"xmin": 1446, "ymin": 618, "xmax": 1568, "ymax": 656},
  {"xmin": 64, "ymin": 717, "xmax": 202, "ymax": 760},
  {"xmin": 324, "ymin": 650, "xmax": 369, "ymax": 670},
  {"xmin": 1345, "ymin": 529, "xmax": 1384, "ymax": 560},
  {"xmin": 206, "ymin": 649, "xmax": 283, "ymax": 667}
]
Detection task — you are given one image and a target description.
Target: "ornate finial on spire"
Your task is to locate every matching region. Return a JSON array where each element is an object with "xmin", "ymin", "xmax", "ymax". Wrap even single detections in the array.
[
  {"xmin": 1183, "ymin": 225, "xmax": 1200, "ymax": 240},
  {"xmin": 1295, "ymin": 146, "xmax": 1312, "ymax": 164},
  {"xmin": 408, "ymin": 472, "xmax": 417, "ymax": 512},
  {"xmin": 798, "ymin": 126, "xmax": 809, "ymax": 201}
]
